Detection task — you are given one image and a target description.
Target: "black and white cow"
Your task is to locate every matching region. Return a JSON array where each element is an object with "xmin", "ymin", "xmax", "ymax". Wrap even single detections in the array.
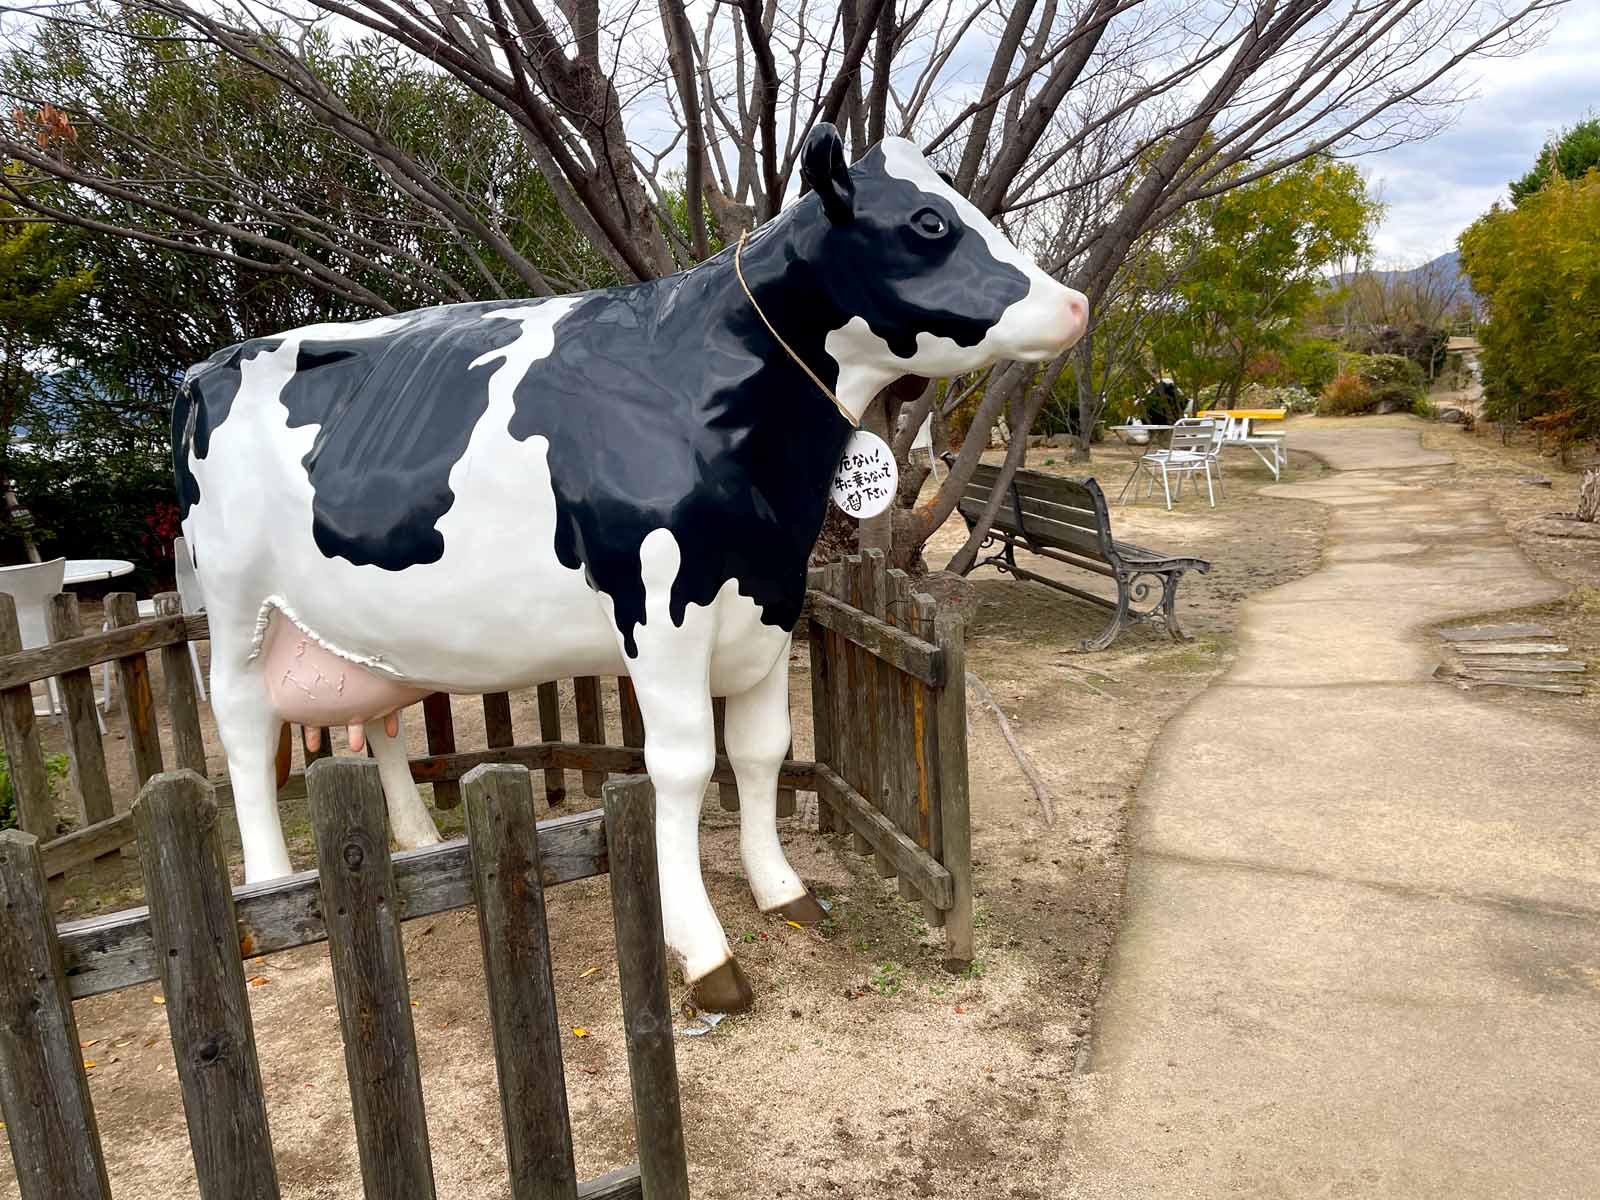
[{"xmin": 173, "ymin": 124, "xmax": 1086, "ymax": 1012}]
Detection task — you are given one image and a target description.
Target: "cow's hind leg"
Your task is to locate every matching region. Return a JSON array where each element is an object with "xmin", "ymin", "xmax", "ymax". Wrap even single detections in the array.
[
  {"xmin": 724, "ymin": 645, "xmax": 825, "ymax": 924},
  {"xmin": 366, "ymin": 708, "xmax": 441, "ymax": 849},
  {"xmin": 622, "ymin": 529, "xmax": 749, "ymax": 1013},
  {"xmin": 208, "ymin": 624, "xmax": 293, "ymax": 883}
]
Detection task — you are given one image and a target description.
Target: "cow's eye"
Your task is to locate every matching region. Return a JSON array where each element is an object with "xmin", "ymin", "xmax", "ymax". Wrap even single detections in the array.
[{"xmin": 912, "ymin": 208, "xmax": 950, "ymax": 239}]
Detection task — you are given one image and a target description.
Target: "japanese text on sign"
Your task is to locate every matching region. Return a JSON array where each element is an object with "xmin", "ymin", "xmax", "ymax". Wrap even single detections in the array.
[{"xmin": 830, "ymin": 430, "xmax": 897, "ymax": 519}]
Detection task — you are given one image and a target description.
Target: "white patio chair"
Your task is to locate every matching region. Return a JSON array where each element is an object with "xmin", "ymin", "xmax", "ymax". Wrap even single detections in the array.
[
  {"xmin": 910, "ymin": 412, "xmax": 943, "ymax": 483},
  {"xmin": 1117, "ymin": 419, "xmax": 1222, "ymax": 510},
  {"xmin": 102, "ymin": 536, "xmax": 207, "ymax": 707},
  {"xmin": 0, "ymin": 558, "xmax": 109, "ymax": 729}
]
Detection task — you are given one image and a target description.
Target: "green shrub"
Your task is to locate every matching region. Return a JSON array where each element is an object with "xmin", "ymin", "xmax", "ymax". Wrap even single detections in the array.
[
  {"xmin": 1329, "ymin": 353, "xmax": 1424, "ymax": 412},
  {"xmin": 0, "ymin": 750, "xmax": 71, "ymax": 832},
  {"xmin": 1286, "ymin": 338, "xmax": 1341, "ymax": 393},
  {"xmin": 1360, "ymin": 353, "xmax": 1425, "ymax": 410},
  {"xmin": 1318, "ymin": 370, "xmax": 1375, "ymax": 415},
  {"xmin": 1240, "ymin": 382, "xmax": 1315, "ymax": 413}
]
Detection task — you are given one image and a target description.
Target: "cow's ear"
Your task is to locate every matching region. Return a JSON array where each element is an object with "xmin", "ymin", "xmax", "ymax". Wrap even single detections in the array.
[{"xmin": 802, "ymin": 122, "xmax": 855, "ymax": 225}]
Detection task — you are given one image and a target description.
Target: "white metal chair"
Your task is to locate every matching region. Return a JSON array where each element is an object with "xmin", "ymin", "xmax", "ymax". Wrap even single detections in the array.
[
  {"xmin": 103, "ymin": 537, "xmax": 207, "ymax": 706},
  {"xmin": 1117, "ymin": 419, "xmax": 1222, "ymax": 510},
  {"xmin": 0, "ymin": 558, "xmax": 111, "ymax": 730}
]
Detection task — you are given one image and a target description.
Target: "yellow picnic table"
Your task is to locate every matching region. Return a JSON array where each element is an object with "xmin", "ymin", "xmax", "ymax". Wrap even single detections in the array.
[
  {"xmin": 1198, "ymin": 410, "xmax": 1287, "ymax": 478},
  {"xmin": 1199, "ymin": 409, "xmax": 1285, "ymax": 421}
]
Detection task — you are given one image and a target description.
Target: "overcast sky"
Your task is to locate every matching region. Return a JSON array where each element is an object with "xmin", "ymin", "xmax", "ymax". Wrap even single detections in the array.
[{"xmin": 1362, "ymin": 3, "xmax": 1600, "ymax": 266}]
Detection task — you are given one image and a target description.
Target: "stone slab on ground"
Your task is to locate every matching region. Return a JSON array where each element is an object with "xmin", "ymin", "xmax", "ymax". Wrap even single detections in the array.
[
  {"xmin": 1439, "ymin": 623, "xmax": 1557, "ymax": 642},
  {"xmin": 1061, "ymin": 423, "xmax": 1600, "ymax": 1198}
]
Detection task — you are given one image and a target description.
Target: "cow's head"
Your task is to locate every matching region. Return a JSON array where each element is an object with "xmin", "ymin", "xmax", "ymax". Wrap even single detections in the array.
[{"xmin": 796, "ymin": 123, "xmax": 1088, "ymax": 418}]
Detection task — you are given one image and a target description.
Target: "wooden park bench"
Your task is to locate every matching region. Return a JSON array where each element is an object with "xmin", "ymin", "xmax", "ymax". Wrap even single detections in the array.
[
  {"xmin": 0, "ymin": 760, "xmax": 689, "ymax": 1200},
  {"xmin": 956, "ymin": 462, "xmax": 1210, "ymax": 651}
]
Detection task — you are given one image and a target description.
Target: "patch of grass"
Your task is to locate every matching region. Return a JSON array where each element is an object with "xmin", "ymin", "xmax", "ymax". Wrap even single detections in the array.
[
  {"xmin": 0, "ymin": 751, "xmax": 69, "ymax": 832},
  {"xmin": 960, "ymin": 958, "xmax": 988, "ymax": 982},
  {"xmin": 870, "ymin": 961, "xmax": 904, "ymax": 997}
]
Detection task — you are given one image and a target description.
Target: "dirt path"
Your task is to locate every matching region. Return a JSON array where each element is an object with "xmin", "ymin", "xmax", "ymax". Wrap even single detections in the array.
[{"xmin": 1057, "ymin": 426, "xmax": 1600, "ymax": 1197}]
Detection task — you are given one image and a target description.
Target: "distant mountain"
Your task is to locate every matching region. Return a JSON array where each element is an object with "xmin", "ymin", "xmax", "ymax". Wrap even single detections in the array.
[{"xmin": 1331, "ymin": 250, "xmax": 1483, "ymax": 318}]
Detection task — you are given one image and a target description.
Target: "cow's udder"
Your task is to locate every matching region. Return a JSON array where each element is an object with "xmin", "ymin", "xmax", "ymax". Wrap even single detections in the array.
[{"xmin": 261, "ymin": 609, "xmax": 430, "ymax": 730}]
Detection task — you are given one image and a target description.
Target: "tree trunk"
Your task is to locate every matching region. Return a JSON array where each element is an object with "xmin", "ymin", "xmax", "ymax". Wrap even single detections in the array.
[
  {"xmin": 1579, "ymin": 467, "xmax": 1600, "ymax": 523},
  {"xmin": 1072, "ymin": 334, "xmax": 1096, "ymax": 463}
]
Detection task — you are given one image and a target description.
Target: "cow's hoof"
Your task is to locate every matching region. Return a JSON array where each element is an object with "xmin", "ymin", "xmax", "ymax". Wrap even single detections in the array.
[
  {"xmin": 691, "ymin": 959, "xmax": 754, "ymax": 1014},
  {"xmin": 767, "ymin": 892, "xmax": 827, "ymax": 926}
]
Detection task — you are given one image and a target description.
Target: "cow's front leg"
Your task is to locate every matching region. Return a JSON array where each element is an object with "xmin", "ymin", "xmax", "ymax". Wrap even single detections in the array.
[
  {"xmin": 724, "ymin": 645, "xmax": 826, "ymax": 924},
  {"xmin": 366, "ymin": 707, "xmax": 442, "ymax": 849}
]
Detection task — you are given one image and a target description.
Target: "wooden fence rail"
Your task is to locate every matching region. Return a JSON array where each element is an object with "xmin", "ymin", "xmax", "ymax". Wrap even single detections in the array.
[
  {"xmin": 0, "ymin": 763, "xmax": 687, "ymax": 1200},
  {"xmin": 2, "ymin": 565, "xmax": 973, "ymax": 967}
]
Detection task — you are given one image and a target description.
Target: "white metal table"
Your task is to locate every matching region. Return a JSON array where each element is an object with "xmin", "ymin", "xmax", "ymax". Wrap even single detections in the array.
[{"xmin": 64, "ymin": 559, "xmax": 136, "ymax": 586}]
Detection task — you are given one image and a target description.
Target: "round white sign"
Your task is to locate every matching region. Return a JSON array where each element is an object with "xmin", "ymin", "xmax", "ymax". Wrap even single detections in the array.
[{"xmin": 830, "ymin": 430, "xmax": 898, "ymax": 519}]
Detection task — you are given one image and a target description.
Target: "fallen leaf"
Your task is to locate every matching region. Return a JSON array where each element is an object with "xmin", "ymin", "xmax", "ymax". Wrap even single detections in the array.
[
  {"xmin": 954, "ymin": 1006, "xmax": 965, "ymax": 1014},
  {"xmin": 410, "ymin": 1001, "xmax": 419, "ymax": 1008},
  {"xmin": 152, "ymin": 996, "xmax": 165, "ymax": 1005},
  {"xmin": 784, "ymin": 921, "xmax": 803, "ymax": 930},
  {"xmin": 248, "ymin": 976, "xmax": 270, "ymax": 987},
  {"xmin": 80, "ymin": 1039, "xmax": 98, "ymax": 1049},
  {"xmin": 83, "ymin": 1060, "xmax": 97, "ymax": 1069},
  {"xmin": 579, "ymin": 966, "xmax": 602, "ymax": 979},
  {"xmin": 581, "ymin": 1066, "xmax": 598, "ymax": 1075},
  {"xmin": 437, "ymin": 1023, "xmax": 450, "ymax": 1031},
  {"xmin": 572, "ymin": 1027, "xmax": 589, "ymax": 1039}
]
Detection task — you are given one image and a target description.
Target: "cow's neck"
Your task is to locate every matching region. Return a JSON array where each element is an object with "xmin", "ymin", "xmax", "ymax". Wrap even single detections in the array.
[{"xmin": 722, "ymin": 222, "xmax": 901, "ymax": 428}]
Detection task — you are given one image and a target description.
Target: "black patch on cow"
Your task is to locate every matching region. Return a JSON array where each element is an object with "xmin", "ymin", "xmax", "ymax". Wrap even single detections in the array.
[
  {"xmin": 274, "ymin": 306, "xmax": 529, "ymax": 567},
  {"xmin": 172, "ymin": 129, "xmax": 1039, "ymax": 659},
  {"xmin": 172, "ymin": 338, "xmax": 284, "ymax": 518}
]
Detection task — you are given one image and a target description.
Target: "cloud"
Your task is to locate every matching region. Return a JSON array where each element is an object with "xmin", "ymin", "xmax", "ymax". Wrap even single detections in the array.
[{"xmin": 1365, "ymin": 6, "xmax": 1600, "ymax": 265}]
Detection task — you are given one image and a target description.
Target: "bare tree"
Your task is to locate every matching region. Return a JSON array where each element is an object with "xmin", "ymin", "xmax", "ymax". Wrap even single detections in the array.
[{"xmin": 0, "ymin": 0, "xmax": 1567, "ymax": 570}]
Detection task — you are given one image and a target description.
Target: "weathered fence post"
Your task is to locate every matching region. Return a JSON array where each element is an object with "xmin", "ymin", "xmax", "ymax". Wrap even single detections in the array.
[
  {"xmin": 603, "ymin": 776, "xmax": 690, "ymax": 1200},
  {"xmin": 574, "ymin": 676, "xmax": 606, "ymax": 797},
  {"xmin": 933, "ymin": 610, "xmax": 974, "ymax": 970},
  {"xmin": 617, "ymin": 676, "xmax": 646, "ymax": 749},
  {"xmin": 462, "ymin": 764, "xmax": 579, "ymax": 1200},
  {"xmin": 0, "ymin": 595, "xmax": 54, "ymax": 837},
  {"xmin": 912, "ymin": 594, "xmax": 946, "ymax": 930},
  {"xmin": 805, "ymin": 568, "xmax": 836, "ymax": 835},
  {"xmin": 308, "ymin": 757, "xmax": 438, "ymax": 1200},
  {"xmin": 0, "ymin": 830, "xmax": 113, "ymax": 1200},
  {"xmin": 44, "ymin": 593, "xmax": 114, "ymax": 829},
  {"xmin": 135, "ymin": 771, "xmax": 281, "ymax": 1199},
  {"xmin": 536, "ymin": 682, "xmax": 567, "ymax": 805},
  {"xmin": 421, "ymin": 693, "xmax": 461, "ymax": 810},
  {"xmin": 154, "ymin": 594, "xmax": 208, "ymax": 777},
  {"xmin": 482, "ymin": 691, "xmax": 516, "ymax": 749},
  {"xmin": 711, "ymin": 697, "xmax": 737, "ymax": 812},
  {"xmin": 105, "ymin": 592, "xmax": 164, "ymax": 790}
]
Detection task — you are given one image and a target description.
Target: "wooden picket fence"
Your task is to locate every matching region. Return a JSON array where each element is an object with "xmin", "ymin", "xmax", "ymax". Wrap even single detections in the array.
[
  {"xmin": 804, "ymin": 550, "xmax": 973, "ymax": 966},
  {"xmin": 0, "ymin": 550, "xmax": 972, "ymax": 963},
  {"xmin": 0, "ymin": 761, "xmax": 686, "ymax": 1200}
]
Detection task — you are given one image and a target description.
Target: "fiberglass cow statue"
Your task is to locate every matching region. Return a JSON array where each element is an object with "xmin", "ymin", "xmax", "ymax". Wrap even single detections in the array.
[{"xmin": 173, "ymin": 124, "xmax": 1087, "ymax": 1012}]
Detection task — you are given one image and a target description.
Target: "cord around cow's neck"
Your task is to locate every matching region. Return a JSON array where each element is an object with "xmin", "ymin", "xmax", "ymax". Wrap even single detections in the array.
[{"xmin": 735, "ymin": 230, "xmax": 859, "ymax": 429}]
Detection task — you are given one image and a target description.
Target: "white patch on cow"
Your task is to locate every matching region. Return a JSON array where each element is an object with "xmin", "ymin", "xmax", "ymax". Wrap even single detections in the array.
[{"xmin": 875, "ymin": 137, "xmax": 1089, "ymax": 369}]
